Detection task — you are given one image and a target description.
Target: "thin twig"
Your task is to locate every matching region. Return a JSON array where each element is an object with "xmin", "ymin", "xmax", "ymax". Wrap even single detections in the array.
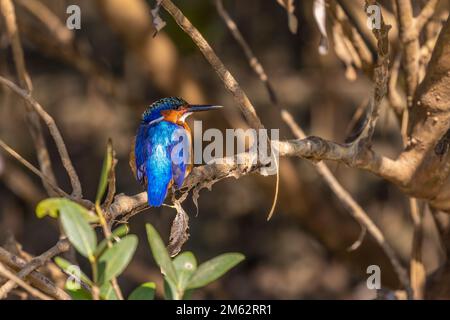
[
  {"xmin": 0, "ymin": 262, "xmax": 53, "ymax": 300},
  {"xmin": 0, "ymin": 137, "xmax": 93, "ymax": 209},
  {"xmin": 0, "ymin": 0, "xmax": 58, "ymax": 196},
  {"xmin": 161, "ymin": 0, "xmax": 280, "ymax": 220},
  {"xmin": 0, "ymin": 76, "xmax": 82, "ymax": 198},
  {"xmin": 217, "ymin": 0, "xmax": 367, "ymax": 247},
  {"xmin": 216, "ymin": 0, "xmax": 411, "ymax": 292},
  {"xmin": 161, "ymin": 0, "xmax": 263, "ymax": 131},
  {"xmin": 0, "ymin": 246, "xmax": 70, "ymax": 299},
  {"xmin": 409, "ymin": 199, "xmax": 426, "ymax": 299},
  {"xmin": 388, "ymin": 52, "xmax": 404, "ymax": 117},
  {"xmin": 395, "ymin": 0, "xmax": 420, "ymax": 107},
  {"xmin": 0, "ymin": 0, "xmax": 32, "ymax": 90},
  {"xmin": 335, "ymin": 0, "xmax": 377, "ymax": 59},
  {"xmin": 430, "ymin": 208, "xmax": 450, "ymax": 259},
  {"xmin": 416, "ymin": 0, "xmax": 440, "ymax": 33},
  {"xmin": 0, "ymin": 137, "xmax": 68, "ymax": 197},
  {"xmin": 0, "ymin": 239, "xmax": 70, "ymax": 299},
  {"xmin": 215, "ymin": 0, "xmax": 278, "ymax": 105},
  {"xmin": 15, "ymin": 0, "xmax": 73, "ymax": 45},
  {"xmin": 282, "ymin": 111, "xmax": 410, "ymax": 290},
  {"xmin": 1, "ymin": 159, "xmax": 46, "ymax": 204}
]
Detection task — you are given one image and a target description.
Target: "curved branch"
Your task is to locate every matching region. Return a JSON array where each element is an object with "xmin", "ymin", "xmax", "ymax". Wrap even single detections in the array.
[
  {"xmin": 0, "ymin": 239, "xmax": 70, "ymax": 299},
  {"xmin": 161, "ymin": 0, "xmax": 264, "ymax": 131},
  {"xmin": 0, "ymin": 76, "xmax": 83, "ymax": 198},
  {"xmin": 416, "ymin": 0, "xmax": 441, "ymax": 33},
  {"xmin": 0, "ymin": 0, "xmax": 58, "ymax": 196}
]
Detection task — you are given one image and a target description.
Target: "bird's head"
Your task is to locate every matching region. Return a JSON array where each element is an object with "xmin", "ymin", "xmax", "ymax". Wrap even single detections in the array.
[{"xmin": 142, "ymin": 97, "xmax": 222, "ymax": 125}]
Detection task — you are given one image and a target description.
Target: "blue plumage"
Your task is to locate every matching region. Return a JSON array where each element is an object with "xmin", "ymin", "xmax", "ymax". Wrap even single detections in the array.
[
  {"xmin": 133, "ymin": 97, "xmax": 221, "ymax": 207},
  {"xmin": 135, "ymin": 120, "xmax": 189, "ymax": 207}
]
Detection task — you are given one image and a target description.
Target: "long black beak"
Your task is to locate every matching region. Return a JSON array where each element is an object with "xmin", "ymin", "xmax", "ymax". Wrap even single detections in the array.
[{"xmin": 186, "ymin": 104, "xmax": 223, "ymax": 112}]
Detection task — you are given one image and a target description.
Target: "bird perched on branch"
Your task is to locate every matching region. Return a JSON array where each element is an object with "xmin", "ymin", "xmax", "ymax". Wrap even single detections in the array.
[{"xmin": 131, "ymin": 97, "xmax": 222, "ymax": 207}]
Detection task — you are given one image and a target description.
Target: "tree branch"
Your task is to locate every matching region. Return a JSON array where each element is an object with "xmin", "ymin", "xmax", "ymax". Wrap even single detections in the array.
[
  {"xmin": 0, "ymin": 76, "xmax": 83, "ymax": 198},
  {"xmin": 214, "ymin": 0, "xmax": 278, "ymax": 105},
  {"xmin": 282, "ymin": 111, "xmax": 410, "ymax": 290},
  {"xmin": 0, "ymin": 246, "xmax": 70, "ymax": 300},
  {"xmin": 161, "ymin": 0, "xmax": 264, "ymax": 131},
  {"xmin": 395, "ymin": 0, "xmax": 420, "ymax": 107},
  {"xmin": 416, "ymin": 0, "xmax": 441, "ymax": 33},
  {"xmin": 0, "ymin": 0, "xmax": 58, "ymax": 196},
  {"xmin": 0, "ymin": 262, "xmax": 53, "ymax": 300},
  {"xmin": 0, "ymin": 138, "xmax": 68, "ymax": 198},
  {"xmin": 107, "ymin": 0, "xmax": 402, "ymax": 225},
  {"xmin": 0, "ymin": 239, "xmax": 69, "ymax": 299}
]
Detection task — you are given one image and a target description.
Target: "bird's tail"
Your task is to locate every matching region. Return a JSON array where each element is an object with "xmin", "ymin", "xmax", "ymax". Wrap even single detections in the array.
[
  {"xmin": 146, "ymin": 157, "xmax": 171, "ymax": 207},
  {"xmin": 147, "ymin": 179, "xmax": 169, "ymax": 207}
]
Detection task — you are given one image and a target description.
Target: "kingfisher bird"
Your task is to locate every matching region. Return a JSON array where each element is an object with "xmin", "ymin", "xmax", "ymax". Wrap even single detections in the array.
[{"xmin": 131, "ymin": 97, "xmax": 222, "ymax": 207}]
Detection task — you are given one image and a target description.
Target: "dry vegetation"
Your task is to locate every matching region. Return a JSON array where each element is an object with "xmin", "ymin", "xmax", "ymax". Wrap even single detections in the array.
[{"xmin": 0, "ymin": 0, "xmax": 450, "ymax": 300}]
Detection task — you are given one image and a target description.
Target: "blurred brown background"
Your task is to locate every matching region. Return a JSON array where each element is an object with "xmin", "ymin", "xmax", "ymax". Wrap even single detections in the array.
[{"xmin": 0, "ymin": 0, "xmax": 443, "ymax": 299}]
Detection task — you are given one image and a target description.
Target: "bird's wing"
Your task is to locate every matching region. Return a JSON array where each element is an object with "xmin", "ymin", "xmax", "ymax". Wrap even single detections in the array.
[
  {"xmin": 170, "ymin": 126, "xmax": 191, "ymax": 189},
  {"xmin": 134, "ymin": 121, "xmax": 190, "ymax": 206},
  {"xmin": 135, "ymin": 121, "xmax": 183, "ymax": 207},
  {"xmin": 145, "ymin": 144, "xmax": 172, "ymax": 207},
  {"xmin": 134, "ymin": 124, "xmax": 148, "ymax": 185}
]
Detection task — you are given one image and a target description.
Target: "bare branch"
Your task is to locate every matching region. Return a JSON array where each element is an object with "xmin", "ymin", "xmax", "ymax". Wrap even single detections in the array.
[
  {"xmin": 214, "ymin": 2, "xmax": 406, "ymax": 289},
  {"xmin": 15, "ymin": 0, "xmax": 74, "ymax": 45},
  {"xmin": 400, "ymin": 15, "xmax": 450, "ymax": 202},
  {"xmin": 160, "ymin": 0, "xmax": 264, "ymax": 131},
  {"xmin": 0, "ymin": 0, "xmax": 58, "ymax": 196},
  {"xmin": 409, "ymin": 199, "xmax": 426, "ymax": 299},
  {"xmin": 416, "ymin": 0, "xmax": 440, "ymax": 33},
  {"xmin": 0, "ymin": 0, "xmax": 32, "ymax": 90},
  {"xmin": 1, "ymin": 160, "xmax": 46, "ymax": 204},
  {"xmin": 388, "ymin": 52, "xmax": 404, "ymax": 117},
  {"xmin": 0, "ymin": 262, "xmax": 53, "ymax": 300},
  {"xmin": 282, "ymin": 111, "xmax": 410, "ymax": 290},
  {"xmin": 395, "ymin": 0, "xmax": 420, "ymax": 107},
  {"xmin": 0, "ymin": 76, "xmax": 83, "ymax": 198},
  {"xmin": 214, "ymin": 0, "xmax": 278, "ymax": 105},
  {"xmin": 0, "ymin": 246, "xmax": 70, "ymax": 300},
  {"xmin": 0, "ymin": 138, "xmax": 68, "ymax": 197},
  {"xmin": 0, "ymin": 239, "xmax": 70, "ymax": 299},
  {"xmin": 0, "ymin": 137, "xmax": 93, "ymax": 208},
  {"xmin": 107, "ymin": 0, "xmax": 404, "ymax": 226}
]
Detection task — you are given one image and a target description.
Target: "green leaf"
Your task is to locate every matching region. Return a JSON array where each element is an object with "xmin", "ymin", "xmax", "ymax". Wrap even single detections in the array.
[
  {"xmin": 96, "ymin": 139, "xmax": 113, "ymax": 204},
  {"xmin": 100, "ymin": 282, "xmax": 118, "ymax": 300},
  {"xmin": 186, "ymin": 253, "xmax": 245, "ymax": 289},
  {"xmin": 59, "ymin": 203, "xmax": 97, "ymax": 260},
  {"xmin": 97, "ymin": 235, "xmax": 137, "ymax": 285},
  {"xmin": 36, "ymin": 198, "xmax": 61, "ymax": 218},
  {"xmin": 94, "ymin": 224, "xmax": 129, "ymax": 257},
  {"xmin": 36, "ymin": 198, "xmax": 98, "ymax": 223},
  {"xmin": 128, "ymin": 282, "xmax": 156, "ymax": 300},
  {"xmin": 145, "ymin": 224, "xmax": 178, "ymax": 288},
  {"xmin": 163, "ymin": 278, "xmax": 174, "ymax": 300},
  {"xmin": 54, "ymin": 257, "xmax": 93, "ymax": 286},
  {"xmin": 65, "ymin": 279, "xmax": 92, "ymax": 300},
  {"xmin": 173, "ymin": 251, "xmax": 197, "ymax": 291},
  {"xmin": 111, "ymin": 224, "xmax": 130, "ymax": 238}
]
